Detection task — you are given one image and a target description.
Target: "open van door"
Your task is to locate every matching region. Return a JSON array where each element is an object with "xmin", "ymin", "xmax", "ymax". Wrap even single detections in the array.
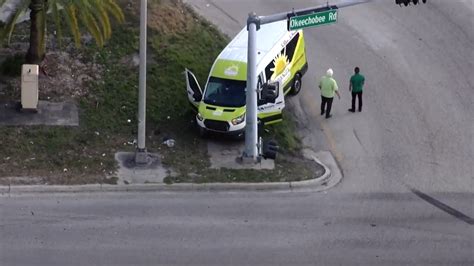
[
  {"xmin": 258, "ymin": 80, "xmax": 285, "ymax": 125},
  {"xmin": 184, "ymin": 68, "xmax": 203, "ymax": 111}
]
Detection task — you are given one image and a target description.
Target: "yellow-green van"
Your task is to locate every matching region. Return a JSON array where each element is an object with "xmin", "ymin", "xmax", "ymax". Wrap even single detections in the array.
[{"xmin": 185, "ymin": 20, "xmax": 308, "ymax": 137}]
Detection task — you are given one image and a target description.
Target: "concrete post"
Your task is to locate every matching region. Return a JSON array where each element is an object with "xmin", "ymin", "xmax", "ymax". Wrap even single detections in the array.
[{"xmin": 135, "ymin": 0, "xmax": 148, "ymax": 164}]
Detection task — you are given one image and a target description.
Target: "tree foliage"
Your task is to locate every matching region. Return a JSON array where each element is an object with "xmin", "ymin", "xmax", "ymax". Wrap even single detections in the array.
[{"xmin": 0, "ymin": 0, "xmax": 125, "ymax": 62}]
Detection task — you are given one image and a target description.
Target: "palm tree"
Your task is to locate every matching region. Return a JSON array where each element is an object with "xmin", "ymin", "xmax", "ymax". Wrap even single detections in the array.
[{"xmin": 0, "ymin": 0, "xmax": 125, "ymax": 64}]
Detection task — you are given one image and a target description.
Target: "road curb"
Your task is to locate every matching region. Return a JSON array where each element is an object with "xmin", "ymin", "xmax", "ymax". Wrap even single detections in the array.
[
  {"xmin": 289, "ymin": 155, "xmax": 333, "ymax": 192},
  {"xmin": 0, "ymin": 156, "xmax": 332, "ymax": 195}
]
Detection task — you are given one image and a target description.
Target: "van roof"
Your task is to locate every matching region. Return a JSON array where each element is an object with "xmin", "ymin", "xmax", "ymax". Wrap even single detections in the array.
[
  {"xmin": 210, "ymin": 20, "xmax": 298, "ymax": 81},
  {"xmin": 218, "ymin": 20, "xmax": 291, "ymax": 64}
]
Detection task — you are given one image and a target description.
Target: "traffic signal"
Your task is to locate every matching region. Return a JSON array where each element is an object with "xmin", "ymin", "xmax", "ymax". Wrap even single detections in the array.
[
  {"xmin": 261, "ymin": 139, "xmax": 279, "ymax": 160},
  {"xmin": 395, "ymin": 0, "xmax": 427, "ymax": 6},
  {"xmin": 260, "ymin": 82, "xmax": 279, "ymax": 104}
]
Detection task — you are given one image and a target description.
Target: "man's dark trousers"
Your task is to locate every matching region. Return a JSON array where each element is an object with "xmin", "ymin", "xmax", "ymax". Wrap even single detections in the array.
[
  {"xmin": 321, "ymin": 96, "xmax": 334, "ymax": 118},
  {"xmin": 351, "ymin": 91, "xmax": 363, "ymax": 112}
]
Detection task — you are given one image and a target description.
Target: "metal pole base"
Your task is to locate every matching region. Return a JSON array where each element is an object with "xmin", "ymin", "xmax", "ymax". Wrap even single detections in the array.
[
  {"xmin": 238, "ymin": 153, "xmax": 260, "ymax": 165},
  {"xmin": 134, "ymin": 148, "xmax": 149, "ymax": 165}
]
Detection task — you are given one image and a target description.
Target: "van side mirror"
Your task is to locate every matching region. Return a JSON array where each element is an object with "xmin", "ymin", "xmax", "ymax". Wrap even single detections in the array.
[
  {"xmin": 193, "ymin": 93, "xmax": 202, "ymax": 102},
  {"xmin": 260, "ymin": 82, "xmax": 279, "ymax": 104}
]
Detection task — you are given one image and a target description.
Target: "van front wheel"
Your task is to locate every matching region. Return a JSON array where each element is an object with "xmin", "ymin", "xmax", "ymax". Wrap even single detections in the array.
[{"xmin": 290, "ymin": 73, "xmax": 302, "ymax": 95}]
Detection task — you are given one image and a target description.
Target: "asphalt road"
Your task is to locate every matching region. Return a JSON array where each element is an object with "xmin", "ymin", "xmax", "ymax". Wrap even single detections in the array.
[
  {"xmin": 0, "ymin": 191, "xmax": 472, "ymax": 266},
  {"xmin": 1, "ymin": 0, "xmax": 473, "ymax": 265}
]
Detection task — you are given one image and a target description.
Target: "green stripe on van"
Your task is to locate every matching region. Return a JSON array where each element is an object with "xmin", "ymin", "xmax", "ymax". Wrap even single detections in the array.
[{"xmin": 211, "ymin": 59, "xmax": 247, "ymax": 81}]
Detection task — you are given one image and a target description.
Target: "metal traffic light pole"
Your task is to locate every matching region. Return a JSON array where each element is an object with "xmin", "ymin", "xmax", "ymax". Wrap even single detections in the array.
[
  {"xmin": 242, "ymin": 0, "xmax": 425, "ymax": 162},
  {"xmin": 242, "ymin": 13, "xmax": 260, "ymax": 162}
]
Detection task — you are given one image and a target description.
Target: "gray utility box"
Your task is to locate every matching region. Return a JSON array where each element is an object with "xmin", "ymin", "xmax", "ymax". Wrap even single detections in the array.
[{"xmin": 21, "ymin": 64, "xmax": 39, "ymax": 112}]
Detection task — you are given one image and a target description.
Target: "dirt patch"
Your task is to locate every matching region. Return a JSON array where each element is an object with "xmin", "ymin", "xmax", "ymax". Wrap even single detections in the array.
[
  {"xmin": 1, "ymin": 51, "xmax": 104, "ymax": 102},
  {"xmin": 126, "ymin": 0, "xmax": 195, "ymax": 35},
  {"xmin": 148, "ymin": 0, "xmax": 196, "ymax": 35}
]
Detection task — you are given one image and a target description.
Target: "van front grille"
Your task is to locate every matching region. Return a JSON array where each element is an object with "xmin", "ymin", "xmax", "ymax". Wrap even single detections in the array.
[{"xmin": 204, "ymin": 120, "xmax": 229, "ymax": 132}]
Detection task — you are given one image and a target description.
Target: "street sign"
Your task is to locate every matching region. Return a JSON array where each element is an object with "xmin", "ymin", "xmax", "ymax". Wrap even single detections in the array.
[{"xmin": 288, "ymin": 9, "xmax": 338, "ymax": 31}]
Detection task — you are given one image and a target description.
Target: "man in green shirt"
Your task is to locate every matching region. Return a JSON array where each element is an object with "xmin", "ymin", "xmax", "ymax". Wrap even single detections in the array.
[
  {"xmin": 319, "ymin": 68, "xmax": 341, "ymax": 119},
  {"xmin": 348, "ymin": 67, "xmax": 365, "ymax": 112}
]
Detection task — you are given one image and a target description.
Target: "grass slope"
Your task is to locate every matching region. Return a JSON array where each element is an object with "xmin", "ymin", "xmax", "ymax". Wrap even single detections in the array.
[{"xmin": 0, "ymin": 0, "xmax": 322, "ymax": 185}]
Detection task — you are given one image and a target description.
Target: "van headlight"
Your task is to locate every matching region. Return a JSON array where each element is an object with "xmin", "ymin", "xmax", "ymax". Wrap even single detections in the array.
[
  {"xmin": 231, "ymin": 113, "xmax": 245, "ymax": 125},
  {"xmin": 196, "ymin": 113, "xmax": 204, "ymax": 121}
]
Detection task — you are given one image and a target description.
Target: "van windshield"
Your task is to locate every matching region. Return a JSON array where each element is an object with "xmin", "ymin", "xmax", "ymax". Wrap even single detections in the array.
[{"xmin": 203, "ymin": 77, "xmax": 246, "ymax": 107}]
